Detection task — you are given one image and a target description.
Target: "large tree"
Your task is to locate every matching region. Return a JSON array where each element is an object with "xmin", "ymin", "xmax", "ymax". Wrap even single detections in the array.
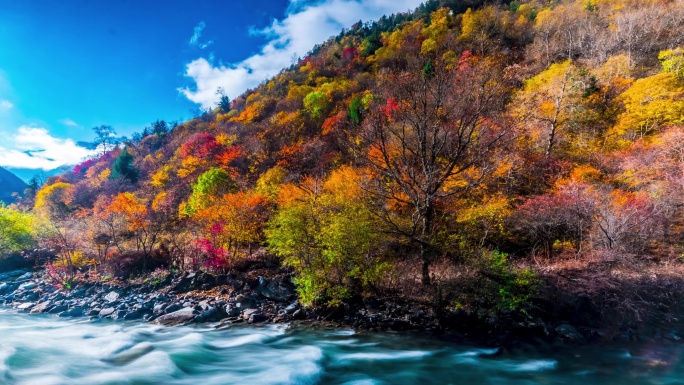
[{"xmin": 361, "ymin": 51, "xmax": 509, "ymax": 284}]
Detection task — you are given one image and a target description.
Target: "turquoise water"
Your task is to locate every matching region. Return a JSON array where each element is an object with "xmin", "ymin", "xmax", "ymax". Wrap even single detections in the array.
[{"xmin": 0, "ymin": 309, "xmax": 682, "ymax": 384}]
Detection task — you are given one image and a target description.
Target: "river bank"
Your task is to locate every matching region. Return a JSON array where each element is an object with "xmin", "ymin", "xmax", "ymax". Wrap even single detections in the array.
[{"xmin": 1, "ymin": 257, "xmax": 683, "ymax": 348}]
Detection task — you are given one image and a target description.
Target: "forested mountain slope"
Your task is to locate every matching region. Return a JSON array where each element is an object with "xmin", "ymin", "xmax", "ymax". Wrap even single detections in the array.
[{"xmin": 5, "ymin": 0, "xmax": 684, "ymax": 329}]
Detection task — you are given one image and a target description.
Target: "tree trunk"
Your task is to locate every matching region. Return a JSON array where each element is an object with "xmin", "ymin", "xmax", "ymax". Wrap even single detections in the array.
[{"xmin": 420, "ymin": 204, "xmax": 434, "ymax": 286}]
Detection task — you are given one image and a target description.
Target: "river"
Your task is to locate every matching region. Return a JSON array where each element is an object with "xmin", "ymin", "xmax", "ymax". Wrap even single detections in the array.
[{"xmin": 0, "ymin": 309, "xmax": 682, "ymax": 384}]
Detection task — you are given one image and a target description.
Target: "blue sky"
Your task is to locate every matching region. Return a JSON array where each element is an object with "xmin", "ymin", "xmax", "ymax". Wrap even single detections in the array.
[{"xmin": 0, "ymin": 0, "xmax": 422, "ymax": 179}]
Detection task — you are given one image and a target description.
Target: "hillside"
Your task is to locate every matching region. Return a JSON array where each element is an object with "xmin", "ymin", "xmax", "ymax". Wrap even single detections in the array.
[
  {"xmin": 5, "ymin": 0, "xmax": 684, "ymax": 337},
  {"xmin": 0, "ymin": 167, "xmax": 26, "ymax": 204}
]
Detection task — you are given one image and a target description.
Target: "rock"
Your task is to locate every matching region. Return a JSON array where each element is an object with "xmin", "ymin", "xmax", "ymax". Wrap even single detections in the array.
[
  {"xmin": 155, "ymin": 307, "xmax": 198, "ymax": 326},
  {"xmin": 124, "ymin": 310, "xmax": 143, "ymax": 320},
  {"xmin": 104, "ymin": 291, "xmax": 120, "ymax": 303},
  {"xmin": 88, "ymin": 309, "xmax": 101, "ymax": 317},
  {"xmin": 48, "ymin": 304, "xmax": 68, "ymax": 314},
  {"xmin": 99, "ymin": 308, "xmax": 116, "ymax": 318},
  {"xmin": 61, "ymin": 307, "xmax": 84, "ymax": 317},
  {"xmin": 198, "ymin": 301, "xmax": 211, "ymax": 311},
  {"xmin": 153, "ymin": 304, "xmax": 166, "ymax": 316},
  {"xmin": 30, "ymin": 301, "xmax": 52, "ymax": 314},
  {"xmin": 18, "ymin": 282, "xmax": 36, "ymax": 291},
  {"xmin": 0, "ymin": 270, "xmax": 27, "ymax": 281},
  {"xmin": 556, "ymin": 323, "xmax": 583, "ymax": 342},
  {"xmin": 16, "ymin": 272, "xmax": 33, "ymax": 281},
  {"xmin": 225, "ymin": 304, "xmax": 240, "ymax": 317},
  {"xmin": 16, "ymin": 302, "xmax": 35, "ymax": 311},
  {"xmin": 235, "ymin": 295, "xmax": 258, "ymax": 310},
  {"xmin": 257, "ymin": 277, "xmax": 295, "ymax": 302},
  {"xmin": 242, "ymin": 309, "xmax": 266, "ymax": 323},
  {"xmin": 18, "ymin": 291, "xmax": 39, "ymax": 301},
  {"xmin": 292, "ymin": 309, "xmax": 306, "ymax": 320},
  {"xmin": 114, "ymin": 310, "xmax": 128, "ymax": 319},
  {"xmin": 0, "ymin": 282, "xmax": 17, "ymax": 294},
  {"xmin": 284, "ymin": 302, "xmax": 299, "ymax": 314},
  {"xmin": 165, "ymin": 303, "xmax": 181, "ymax": 313}
]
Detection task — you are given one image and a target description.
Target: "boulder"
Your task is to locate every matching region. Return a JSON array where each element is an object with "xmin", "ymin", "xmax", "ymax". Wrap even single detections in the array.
[
  {"xmin": 30, "ymin": 301, "xmax": 52, "ymax": 314},
  {"xmin": 164, "ymin": 303, "xmax": 181, "ymax": 313},
  {"xmin": 16, "ymin": 302, "xmax": 35, "ymax": 311},
  {"xmin": 153, "ymin": 304, "xmax": 166, "ymax": 316},
  {"xmin": 48, "ymin": 304, "xmax": 68, "ymax": 314},
  {"xmin": 243, "ymin": 309, "xmax": 266, "ymax": 323},
  {"xmin": 124, "ymin": 310, "xmax": 143, "ymax": 320},
  {"xmin": 155, "ymin": 307, "xmax": 198, "ymax": 326},
  {"xmin": 104, "ymin": 291, "xmax": 120, "ymax": 303},
  {"xmin": 257, "ymin": 277, "xmax": 295, "ymax": 302},
  {"xmin": 99, "ymin": 307, "xmax": 116, "ymax": 318},
  {"xmin": 60, "ymin": 307, "xmax": 84, "ymax": 317},
  {"xmin": 556, "ymin": 323, "xmax": 583, "ymax": 342},
  {"xmin": 18, "ymin": 282, "xmax": 36, "ymax": 291},
  {"xmin": 0, "ymin": 282, "xmax": 17, "ymax": 294},
  {"xmin": 225, "ymin": 304, "xmax": 240, "ymax": 317},
  {"xmin": 284, "ymin": 301, "xmax": 300, "ymax": 314}
]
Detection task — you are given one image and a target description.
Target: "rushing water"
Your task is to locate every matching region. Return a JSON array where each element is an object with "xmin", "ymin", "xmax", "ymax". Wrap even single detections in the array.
[{"xmin": 0, "ymin": 309, "xmax": 683, "ymax": 385}]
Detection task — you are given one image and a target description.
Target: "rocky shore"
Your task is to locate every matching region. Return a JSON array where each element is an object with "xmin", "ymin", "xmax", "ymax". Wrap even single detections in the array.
[
  {"xmin": 2, "ymin": 266, "xmax": 680, "ymax": 348},
  {"xmin": 0, "ymin": 267, "xmax": 442, "ymax": 333}
]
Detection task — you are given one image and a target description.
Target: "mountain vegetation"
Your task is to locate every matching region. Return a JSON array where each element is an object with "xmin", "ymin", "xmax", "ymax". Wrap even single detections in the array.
[{"xmin": 4, "ymin": 0, "xmax": 684, "ymax": 331}]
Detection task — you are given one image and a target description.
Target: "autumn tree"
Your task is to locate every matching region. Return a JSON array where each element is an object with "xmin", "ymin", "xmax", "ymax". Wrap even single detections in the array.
[
  {"xmin": 108, "ymin": 192, "xmax": 161, "ymax": 269},
  {"xmin": 0, "ymin": 206, "xmax": 36, "ymax": 257},
  {"xmin": 92, "ymin": 125, "xmax": 119, "ymax": 155},
  {"xmin": 267, "ymin": 167, "xmax": 388, "ymax": 304},
  {"xmin": 511, "ymin": 60, "xmax": 586, "ymax": 157},
  {"xmin": 361, "ymin": 52, "xmax": 508, "ymax": 284}
]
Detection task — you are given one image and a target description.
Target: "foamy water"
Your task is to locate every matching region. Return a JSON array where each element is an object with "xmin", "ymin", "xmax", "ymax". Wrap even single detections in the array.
[{"xmin": 0, "ymin": 308, "xmax": 683, "ymax": 384}]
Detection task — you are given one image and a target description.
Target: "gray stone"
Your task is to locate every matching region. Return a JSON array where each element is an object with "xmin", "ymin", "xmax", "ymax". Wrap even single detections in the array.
[
  {"xmin": 59, "ymin": 307, "xmax": 83, "ymax": 317},
  {"xmin": 114, "ymin": 310, "xmax": 128, "ymax": 319},
  {"xmin": 153, "ymin": 304, "xmax": 166, "ymax": 315},
  {"xmin": 225, "ymin": 304, "xmax": 240, "ymax": 317},
  {"xmin": 155, "ymin": 307, "xmax": 197, "ymax": 326},
  {"xmin": 243, "ymin": 309, "xmax": 266, "ymax": 323},
  {"xmin": 257, "ymin": 278, "xmax": 295, "ymax": 302},
  {"xmin": 99, "ymin": 307, "xmax": 116, "ymax": 317},
  {"xmin": 284, "ymin": 302, "xmax": 299, "ymax": 314},
  {"xmin": 124, "ymin": 310, "xmax": 143, "ymax": 320},
  {"xmin": 556, "ymin": 323, "xmax": 583, "ymax": 342},
  {"xmin": 18, "ymin": 282, "xmax": 36, "ymax": 291},
  {"xmin": 242, "ymin": 308, "xmax": 260, "ymax": 321},
  {"xmin": 104, "ymin": 291, "xmax": 120, "ymax": 303},
  {"xmin": 16, "ymin": 302, "xmax": 35, "ymax": 311},
  {"xmin": 48, "ymin": 305, "xmax": 68, "ymax": 314},
  {"xmin": 30, "ymin": 301, "xmax": 52, "ymax": 314},
  {"xmin": 0, "ymin": 282, "xmax": 17, "ymax": 294}
]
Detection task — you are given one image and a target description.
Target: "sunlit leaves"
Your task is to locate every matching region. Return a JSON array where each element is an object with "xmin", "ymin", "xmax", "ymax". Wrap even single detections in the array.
[{"xmin": 0, "ymin": 206, "xmax": 36, "ymax": 256}]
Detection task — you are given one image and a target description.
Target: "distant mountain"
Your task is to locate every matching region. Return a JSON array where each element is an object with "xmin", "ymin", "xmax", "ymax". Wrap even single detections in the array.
[
  {"xmin": 7, "ymin": 167, "xmax": 64, "ymax": 184},
  {"xmin": 0, "ymin": 167, "xmax": 27, "ymax": 204}
]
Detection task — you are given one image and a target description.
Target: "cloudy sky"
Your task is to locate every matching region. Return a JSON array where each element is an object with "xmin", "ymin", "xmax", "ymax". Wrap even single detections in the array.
[{"xmin": 0, "ymin": 0, "xmax": 423, "ymax": 179}]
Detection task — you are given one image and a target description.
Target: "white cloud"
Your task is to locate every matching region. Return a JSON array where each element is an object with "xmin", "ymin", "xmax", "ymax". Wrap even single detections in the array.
[
  {"xmin": 179, "ymin": 0, "xmax": 423, "ymax": 109},
  {"xmin": 189, "ymin": 21, "xmax": 213, "ymax": 49},
  {"xmin": 0, "ymin": 126, "xmax": 97, "ymax": 170},
  {"xmin": 0, "ymin": 100, "xmax": 13, "ymax": 109},
  {"xmin": 60, "ymin": 118, "xmax": 78, "ymax": 127}
]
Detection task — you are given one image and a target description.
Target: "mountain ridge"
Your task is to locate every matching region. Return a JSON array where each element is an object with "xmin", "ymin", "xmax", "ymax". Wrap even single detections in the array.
[{"xmin": 0, "ymin": 167, "xmax": 27, "ymax": 204}]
